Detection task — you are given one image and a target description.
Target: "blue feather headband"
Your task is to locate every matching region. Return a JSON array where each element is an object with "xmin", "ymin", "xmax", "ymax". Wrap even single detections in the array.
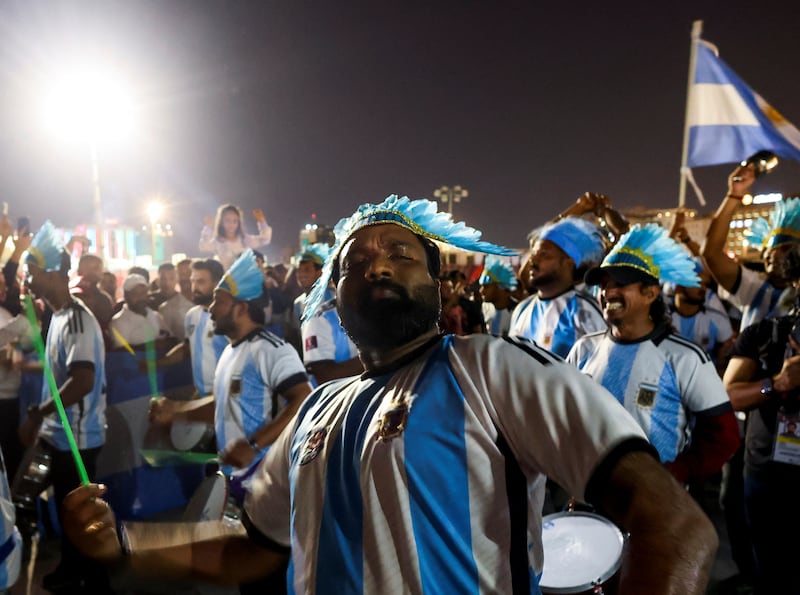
[
  {"xmin": 586, "ymin": 223, "xmax": 700, "ymax": 288},
  {"xmin": 479, "ymin": 255, "xmax": 518, "ymax": 290},
  {"xmin": 302, "ymin": 195, "xmax": 518, "ymax": 320},
  {"xmin": 744, "ymin": 198, "xmax": 800, "ymax": 250},
  {"xmin": 294, "ymin": 242, "xmax": 331, "ymax": 267},
  {"xmin": 23, "ymin": 220, "xmax": 66, "ymax": 273},
  {"xmin": 216, "ymin": 249, "xmax": 264, "ymax": 301}
]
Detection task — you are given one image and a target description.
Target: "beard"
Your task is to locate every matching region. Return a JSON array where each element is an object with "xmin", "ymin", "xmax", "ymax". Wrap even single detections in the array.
[
  {"xmin": 193, "ymin": 292, "xmax": 212, "ymax": 306},
  {"xmin": 212, "ymin": 309, "xmax": 234, "ymax": 336},
  {"xmin": 338, "ymin": 280, "xmax": 441, "ymax": 350}
]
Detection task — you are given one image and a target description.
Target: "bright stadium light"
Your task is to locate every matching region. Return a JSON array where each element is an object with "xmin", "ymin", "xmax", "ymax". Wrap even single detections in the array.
[{"xmin": 38, "ymin": 62, "xmax": 138, "ymax": 257}]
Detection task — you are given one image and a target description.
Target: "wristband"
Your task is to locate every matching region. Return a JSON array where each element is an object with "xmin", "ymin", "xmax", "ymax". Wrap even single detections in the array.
[
  {"xmin": 726, "ymin": 194, "xmax": 744, "ymax": 201},
  {"xmin": 247, "ymin": 437, "xmax": 260, "ymax": 451}
]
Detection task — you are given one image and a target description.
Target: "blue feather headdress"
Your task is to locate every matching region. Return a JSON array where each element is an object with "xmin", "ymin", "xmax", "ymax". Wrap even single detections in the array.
[
  {"xmin": 302, "ymin": 194, "xmax": 518, "ymax": 320},
  {"xmin": 479, "ymin": 255, "xmax": 518, "ymax": 290},
  {"xmin": 537, "ymin": 217, "xmax": 606, "ymax": 268},
  {"xmin": 585, "ymin": 223, "xmax": 700, "ymax": 288},
  {"xmin": 744, "ymin": 198, "xmax": 800, "ymax": 250},
  {"xmin": 293, "ymin": 243, "xmax": 331, "ymax": 268},
  {"xmin": 23, "ymin": 220, "xmax": 66, "ymax": 273},
  {"xmin": 216, "ymin": 249, "xmax": 264, "ymax": 301}
]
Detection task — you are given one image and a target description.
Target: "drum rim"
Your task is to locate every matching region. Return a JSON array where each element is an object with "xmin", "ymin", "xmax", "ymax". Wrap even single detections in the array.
[
  {"xmin": 170, "ymin": 419, "xmax": 215, "ymax": 451},
  {"xmin": 539, "ymin": 510, "xmax": 626, "ymax": 593},
  {"xmin": 183, "ymin": 470, "xmax": 229, "ymax": 522}
]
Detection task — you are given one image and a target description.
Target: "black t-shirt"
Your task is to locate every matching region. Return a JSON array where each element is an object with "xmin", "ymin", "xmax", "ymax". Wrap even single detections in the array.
[{"xmin": 729, "ymin": 315, "xmax": 800, "ymax": 475}]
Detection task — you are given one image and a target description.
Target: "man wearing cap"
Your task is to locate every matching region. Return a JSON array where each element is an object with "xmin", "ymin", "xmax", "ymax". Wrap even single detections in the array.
[
  {"xmin": 149, "ymin": 250, "xmax": 312, "ymax": 504},
  {"xmin": 109, "ymin": 272, "xmax": 170, "ymax": 349},
  {"xmin": 568, "ymin": 223, "xmax": 740, "ymax": 487},
  {"xmin": 509, "ymin": 216, "xmax": 606, "ymax": 358},
  {"xmin": 478, "ymin": 255, "xmax": 519, "ymax": 336},
  {"xmin": 65, "ymin": 197, "xmax": 719, "ymax": 595},
  {"xmin": 17, "ymin": 221, "xmax": 111, "ymax": 593}
]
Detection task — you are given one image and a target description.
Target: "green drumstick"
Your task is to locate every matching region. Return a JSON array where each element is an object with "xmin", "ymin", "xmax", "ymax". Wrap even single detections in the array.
[{"xmin": 23, "ymin": 294, "xmax": 90, "ymax": 485}]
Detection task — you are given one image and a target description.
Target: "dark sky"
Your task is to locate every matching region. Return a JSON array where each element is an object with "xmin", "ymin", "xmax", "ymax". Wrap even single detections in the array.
[{"xmin": 1, "ymin": 1, "xmax": 799, "ymax": 263}]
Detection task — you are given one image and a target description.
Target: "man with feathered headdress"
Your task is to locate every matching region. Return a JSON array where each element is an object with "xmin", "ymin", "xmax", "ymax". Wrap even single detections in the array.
[
  {"xmin": 478, "ymin": 254, "xmax": 519, "ymax": 335},
  {"xmin": 568, "ymin": 223, "xmax": 740, "ymax": 488},
  {"xmin": 703, "ymin": 163, "xmax": 800, "ymax": 330},
  {"xmin": 509, "ymin": 216, "xmax": 607, "ymax": 358},
  {"xmin": 149, "ymin": 250, "xmax": 312, "ymax": 507},
  {"xmin": 18, "ymin": 220, "xmax": 111, "ymax": 593},
  {"xmin": 65, "ymin": 196, "xmax": 719, "ymax": 594}
]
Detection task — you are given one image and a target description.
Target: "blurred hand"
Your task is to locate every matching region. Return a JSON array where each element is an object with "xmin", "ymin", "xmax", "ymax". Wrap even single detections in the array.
[
  {"xmin": 62, "ymin": 483, "xmax": 123, "ymax": 563},
  {"xmin": 203, "ymin": 215, "xmax": 214, "ymax": 228},
  {"xmin": 729, "ymin": 163, "xmax": 756, "ymax": 196},
  {"xmin": 13, "ymin": 232, "xmax": 32, "ymax": 252},
  {"xmin": 252, "ymin": 208, "xmax": 266, "ymax": 223},
  {"xmin": 0, "ymin": 215, "xmax": 12, "ymax": 238},
  {"xmin": 148, "ymin": 396, "xmax": 176, "ymax": 426},
  {"xmin": 220, "ymin": 438, "xmax": 258, "ymax": 468}
]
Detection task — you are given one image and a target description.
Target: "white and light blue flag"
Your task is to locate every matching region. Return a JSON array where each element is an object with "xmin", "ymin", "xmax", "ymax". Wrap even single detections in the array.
[{"xmin": 687, "ymin": 41, "xmax": 800, "ymax": 167}]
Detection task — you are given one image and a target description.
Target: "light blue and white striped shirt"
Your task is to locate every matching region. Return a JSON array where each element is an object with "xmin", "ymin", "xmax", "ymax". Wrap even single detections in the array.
[
  {"xmin": 245, "ymin": 334, "xmax": 648, "ymax": 594},
  {"xmin": 185, "ymin": 305, "xmax": 228, "ymax": 396}
]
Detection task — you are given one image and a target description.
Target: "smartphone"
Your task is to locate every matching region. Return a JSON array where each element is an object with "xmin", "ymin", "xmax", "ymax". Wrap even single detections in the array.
[
  {"xmin": 17, "ymin": 216, "xmax": 30, "ymax": 234},
  {"xmin": 741, "ymin": 150, "xmax": 778, "ymax": 178}
]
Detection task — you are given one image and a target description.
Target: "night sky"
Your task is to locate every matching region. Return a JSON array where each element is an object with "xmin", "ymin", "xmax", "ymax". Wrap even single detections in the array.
[{"xmin": 1, "ymin": 1, "xmax": 799, "ymax": 263}]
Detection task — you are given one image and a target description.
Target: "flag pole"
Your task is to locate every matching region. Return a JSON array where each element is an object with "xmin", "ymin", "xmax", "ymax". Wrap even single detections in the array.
[{"xmin": 678, "ymin": 20, "xmax": 704, "ymax": 208}]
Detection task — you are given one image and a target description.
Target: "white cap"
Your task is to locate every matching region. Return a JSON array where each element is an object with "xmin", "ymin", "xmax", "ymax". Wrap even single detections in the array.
[{"xmin": 122, "ymin": 274, "xmax": 148, "ymax": 293}]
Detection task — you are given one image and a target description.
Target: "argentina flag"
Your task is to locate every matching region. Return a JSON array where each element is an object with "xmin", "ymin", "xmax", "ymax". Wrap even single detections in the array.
[{"xmin": 687, "ymin": 41, "xmax": 800, "ymax": 167}]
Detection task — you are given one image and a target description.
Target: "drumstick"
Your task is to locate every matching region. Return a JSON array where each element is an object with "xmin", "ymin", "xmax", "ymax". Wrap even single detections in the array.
[
  {"xmin": 23, "ymin": 295, "xmax": 90, "ymax": 485},
  {"xmin": 111, "ymin": 327, "xmax": 136, "ymax": 356}
]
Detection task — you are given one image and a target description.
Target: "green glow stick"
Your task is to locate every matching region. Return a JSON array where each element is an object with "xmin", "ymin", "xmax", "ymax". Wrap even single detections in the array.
[
  {"xmin": 144, "ymin": 329, "xmax": 158, "ymax": 397},
  {"xmin": 23, "ymin": 295, "xmax": 90, "ymax": 485}
]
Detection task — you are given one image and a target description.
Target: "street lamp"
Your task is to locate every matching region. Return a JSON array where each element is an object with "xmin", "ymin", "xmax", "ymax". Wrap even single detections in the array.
[
  {"xmin": 433, "ymin": 185, "xmax": 469, "ymax": 217},
  {"xmin": 40, "ymin": 65, "xmax": 137, "ymax": 258}
]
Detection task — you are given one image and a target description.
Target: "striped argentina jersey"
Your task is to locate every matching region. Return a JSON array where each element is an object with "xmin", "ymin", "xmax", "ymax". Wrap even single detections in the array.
[
  {"xmin": 302, "ymin": 299, "xmax": 358, "ymax": 387},
  {"xmin": 668, "ymin": 301, "xmax": 733, "ymax": 359},
  {"xmin": 509, "ymin": 288, "xmax": 606, "ymax": 357},
  {"xmin": 0, "ymin": 449, "xmax": 22, "ymax": 590},
  {"xmin": 214, "ymin": 328, "xmax": 308, "ymax": 481},
  {"xmin": 482, "ymin": 301, "xmax": 514, "ymax": 336},
  {"xmin": 244, "ymin": 333, "xmax": 648, "ymax": 594},
  {"xmin": 185, "ymin": 305, "xmax": 228, "ymax": 396},
  {"xmin": 567, "ymin": 324, "xmax": 731, "ymax": 463},
  {"xmin": 717, "ymin": 265, "xmax": 796, "ymax": 329},
  {"xmin": 39, "ymin": 298, "xmax": 106, "ymax": 451}
]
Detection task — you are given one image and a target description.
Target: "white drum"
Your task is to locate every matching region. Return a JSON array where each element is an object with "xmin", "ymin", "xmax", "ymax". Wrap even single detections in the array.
[
  {"xmin": 539, "ymin": 511, "xmax": 625, "ymax": 595},
  {"xmin": 182, "ymin": 471, "xmax": 228, "ymax": 522},
  {"xmin": 170, "ymin": 419, "xmax": 215, "ymax": 452}
]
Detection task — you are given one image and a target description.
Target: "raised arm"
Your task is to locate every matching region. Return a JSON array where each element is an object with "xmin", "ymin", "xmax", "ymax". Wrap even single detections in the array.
[{"xmin": 701, "ymin": 163, "xmax": 756, "ymax": 292}]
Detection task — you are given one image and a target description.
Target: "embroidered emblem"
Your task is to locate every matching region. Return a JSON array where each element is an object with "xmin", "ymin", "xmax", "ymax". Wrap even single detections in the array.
[
  {"xmin": 299, "ymin": 428, "xmax": 327, "ymax": 465},
  {"xmin": 229, "ymin": 377, "xmax": 242, "ymax": 396},
  {"xmin": 376, "ymin": 401, "xmax": 409, "ymax": 442},
  {"xmin": 305, "ymin": 336, "xmax": 318, "ymax": 351},
  {"xmin": 636, "ymin": 382, "xmax": 658, "ymax": 407}
]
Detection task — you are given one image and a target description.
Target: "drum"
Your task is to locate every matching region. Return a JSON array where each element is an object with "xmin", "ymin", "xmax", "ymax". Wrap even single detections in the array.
[
  {"xmin": 170, "ymin": 419, "xmax": 215, "ymax": 452},
  {"xmin": 10, "ymin": 443, "xmax": 53, "ymax": 535},
  {"xmin": 539, "ymin": 511, "xmax": 625, "ymax": 595},
  {"xmin": 182, "ymin": 471, "xmax": 229, "ymax": 522}
]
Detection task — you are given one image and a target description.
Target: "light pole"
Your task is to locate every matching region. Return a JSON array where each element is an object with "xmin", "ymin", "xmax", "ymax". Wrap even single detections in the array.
[
  {"xmin": 433, "ymin": 185, "xmax": 469, "ymax": 217},
  {"xmin": 146, "ymin": 201, "xmax": 163, "ymax": 262}
]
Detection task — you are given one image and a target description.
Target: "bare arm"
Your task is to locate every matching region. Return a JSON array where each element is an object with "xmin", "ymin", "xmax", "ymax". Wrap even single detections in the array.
[
  {"xmin": 62, "ymin": 484, "xmax": 288, "ymax": 585},
  {"xmin": 723, "ymin": 344, "xmax": 800, "ymax": 411},
  {"xmin": 220, "ymin": 381, "xmax": 312, "ymax": 468},
  {"xmin": 595, "ymin": 450, "xmax": 718, "ymax": 594},
  {"xmin": 701, "ymin": 164, "xmax": 756, "ymax": 292}
]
